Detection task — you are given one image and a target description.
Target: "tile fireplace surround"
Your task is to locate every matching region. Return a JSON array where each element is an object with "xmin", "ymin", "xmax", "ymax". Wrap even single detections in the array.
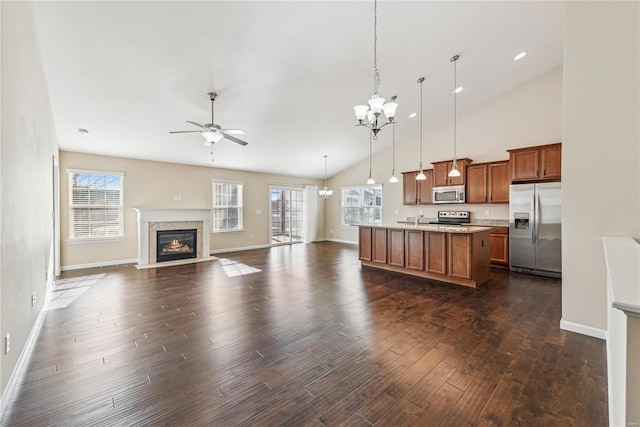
[{"xmin": 134, "ymin": 208, "xmax": 212, "ymax": 267}]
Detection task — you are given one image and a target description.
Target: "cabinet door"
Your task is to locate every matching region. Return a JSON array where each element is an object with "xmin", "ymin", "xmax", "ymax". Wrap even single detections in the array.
[
  {"xmin": 448, "ymin": 233, "xmax": 472, "ymax": 279},
  {"xmin": 402, "ymin": 172, "xmax": 418, "ymax": 205},
  {"xmin": 466, "ymin": 164, "xmax": 488, "ymax": 203},
  {"xmin": 490, "ymin": 233, "xmax": 509, "ymax": 265},
  {"xmin": 417, "ymin": 169, "xmax": 433, "ymax": 204},
  {"xmin": 488, "ymin": 161, "xmax": 510, "ymax": 203},
  {"xmin": 372, "ymin": 227, "xmax": 387, "ymax": 264},
  {"xmin": 432, "ymin": 162, "xmax": 450, "ymax": 187},
  {"xmin": 405, "ymin": 230, "xmax": 424, "ymax": 271},
  {"xmin": 388, "ymin": 229, "xmax": 405, "ymax": 267},
  {"xmin": 359, "ymin": 227, "xmax": 372, "ymax": 261},
  {"xmin": 541, "ymin": 144, "xmax": 561, "ymax": 179},
  {"xmin": 425, "ymin": 232, "xmax": 447, "ymax": 275},
  {"xmin": 509, "ymin": 148, "xmax": 539, "ymax": 182}
]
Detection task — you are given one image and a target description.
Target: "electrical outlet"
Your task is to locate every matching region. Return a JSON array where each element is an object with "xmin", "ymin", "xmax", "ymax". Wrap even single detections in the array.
[
  {"xmin": 255, "ymin": 210, "xmax": 261, "ymax": 215},
  {"xmin": 5, "ymin": 333, "xmax": 10, "ymax": 354},
  {"xmin": 394, "ymin": 209, "xmax": 399, "ymax": 215},
  {"xmin": 485, "ymin": 210, "xmax": 490, "ymax": 216},
  {"xmin": 330, "ymin": 229, "xmax": 333, "ymax": 235},
  {"xmin": 419, "ymin": 209, "xmax": 424, "ymax": 215},
  {"xmin": 250, "ymin": 235, "xmax": 253, "ymax": 240}
]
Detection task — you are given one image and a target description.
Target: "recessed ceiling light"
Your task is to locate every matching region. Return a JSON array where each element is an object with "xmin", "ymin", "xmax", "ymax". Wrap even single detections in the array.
[
  {"xmin": 454, "ymin": 86, "xmax": 463, "ymax": 94},
  {"xmin": 78, "ymin": 128, "xmax": 89, "ymax": 135},
  {"xmin": 408, "ymin": 112, "xmax": 417, "ymax": 118},
  {"xmin": 513, "ymin": 51, "xmax": 527, "ymax": 61}
]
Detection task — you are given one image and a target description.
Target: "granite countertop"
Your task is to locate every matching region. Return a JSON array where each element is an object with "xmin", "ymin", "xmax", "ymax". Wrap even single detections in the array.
[
  {"xmin": 373, "ymin": 223, "xmax": 492, "ymax": 233},
  {"xmin": 397, "ymin": 218, "xmax": 509, "ymax": 227}
]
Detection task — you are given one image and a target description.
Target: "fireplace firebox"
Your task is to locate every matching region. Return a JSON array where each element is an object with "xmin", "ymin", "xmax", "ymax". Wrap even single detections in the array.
[{"xmin": 156, "ymin": 229, "xmax": 197, "ymax": 262}]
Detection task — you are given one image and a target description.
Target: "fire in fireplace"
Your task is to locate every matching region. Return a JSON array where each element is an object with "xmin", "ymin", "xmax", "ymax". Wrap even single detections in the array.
[{"xmin": 156, "ymin": 229, "xmax": 197, "ymax": 262}]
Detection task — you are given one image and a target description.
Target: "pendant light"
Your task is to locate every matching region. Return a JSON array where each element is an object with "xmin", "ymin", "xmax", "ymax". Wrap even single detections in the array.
[
  {"xmin": 416, "ymin": 77, "xmax": 426, "ymax": 180},
  {"xmin": 318, "ymin": 155, "xmax": 333, "ymax": 200},
  {"xmin": 388, "ymin": 102, "xmax": 398, "ymax": 183},
  {"xmin": 366, "ymin": 134, "xmax": 375, "ymax": 184},
  {"xmin": 448, "ymin": 55, "xmax": 461, "ymax": 178},
  {"xmin": 353, "ymin": 0, "xmax": 398, "ymax": 140}
]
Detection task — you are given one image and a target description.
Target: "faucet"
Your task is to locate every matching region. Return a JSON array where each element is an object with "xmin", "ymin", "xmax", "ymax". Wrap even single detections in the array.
[{"xmin": 415, "ymin": 214, "xmax": 424, "ymax": 227}]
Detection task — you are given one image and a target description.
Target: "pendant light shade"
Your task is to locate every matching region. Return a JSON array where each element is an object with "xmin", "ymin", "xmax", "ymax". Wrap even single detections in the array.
[
  {"xmin": 318, "ymin": 155, "xmax": 333, "ymax": 200},
  {"xmin": 448, "ymin": 54, "xmax": 461, "ymax": 178},
  {"xmin": 416, "ymin": 77, "xmax": 426, "ymax": 181}
]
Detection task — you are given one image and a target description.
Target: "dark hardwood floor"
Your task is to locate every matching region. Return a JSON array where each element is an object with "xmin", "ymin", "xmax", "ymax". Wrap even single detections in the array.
[{"xmin": 2, "ymin": 242, "xmax": 607, "ymax": 426}]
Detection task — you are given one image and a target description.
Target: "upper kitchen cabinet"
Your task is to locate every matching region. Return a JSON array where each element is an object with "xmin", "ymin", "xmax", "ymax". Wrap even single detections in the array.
[
  {"xmin": 432, "ymin": 159, "xmax": 472, "ymax": 187},
  {"xmin": 466, "ymin": 160, "xmax": 509, "ymax": 204},
  {"xmin": 402, "ymin": 170, "xmax": 433, "ymax": 205},
  {"xmin": 507, "ymin": 143, "xmax": 561, "ymax": 183}
]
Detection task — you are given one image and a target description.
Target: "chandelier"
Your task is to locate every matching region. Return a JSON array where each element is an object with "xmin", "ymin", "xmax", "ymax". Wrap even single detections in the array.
[
  {"xmin": 353, "ymin": 0, "xmax": 397, "ymax": 139},
  {"xmin": 318, "ymin": 155, "xmax": 333, "ymax": 200}
]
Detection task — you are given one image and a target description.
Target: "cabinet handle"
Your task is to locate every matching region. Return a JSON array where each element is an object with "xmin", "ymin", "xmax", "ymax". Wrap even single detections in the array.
[{"xmin": 543, "ymin": 169, "xmax": 546, "ymax": 176}]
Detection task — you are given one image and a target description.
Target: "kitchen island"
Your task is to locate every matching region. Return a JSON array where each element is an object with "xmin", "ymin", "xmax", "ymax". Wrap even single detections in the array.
[{"xmin": 359, "ymin": 224, "xmax": 492, "ymax": 288}]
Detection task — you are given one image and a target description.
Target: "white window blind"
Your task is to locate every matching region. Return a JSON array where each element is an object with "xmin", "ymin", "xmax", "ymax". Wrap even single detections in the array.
[
  {"xmin": 212, "ymin": 181, "xmax": 243, "ymax": 232},
  {"xmin": 341, "ymin": 184, "xmax": 382, "ymax": 226},
  {"xmin": 68, "ymin": 170, "xmax": 124, "ymax": 240}
]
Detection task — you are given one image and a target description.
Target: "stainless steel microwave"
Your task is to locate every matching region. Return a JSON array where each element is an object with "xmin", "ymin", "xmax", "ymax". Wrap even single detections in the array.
[{"xmin": 432, "ymin": 185, "xmax": 466, "ymax": 204}]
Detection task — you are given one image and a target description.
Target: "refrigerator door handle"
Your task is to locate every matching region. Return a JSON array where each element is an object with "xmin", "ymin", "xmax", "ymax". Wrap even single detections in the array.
[
  {"xmin": 535, "ymin": 192, "xmax": 541, "ymax": 244},
  {"xmin": 531, "ymin": 192, "xmax": 536, "ymax": 244}
]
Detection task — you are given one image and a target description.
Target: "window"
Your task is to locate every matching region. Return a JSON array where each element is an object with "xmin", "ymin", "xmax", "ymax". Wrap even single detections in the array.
[
  {"xmin": 212, "ymin": 181, "xmax": 243, "ymax": 232},
  {"xmin": 341, "ymin": 185, "xmax": 382, "ymax": 226},
  {"xmin": 68, "ymin": 170, "xmax": 124, "ymax": 240}
]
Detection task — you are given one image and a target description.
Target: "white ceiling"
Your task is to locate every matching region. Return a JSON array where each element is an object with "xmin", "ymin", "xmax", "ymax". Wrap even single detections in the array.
[{"xmin": 33, "ymin": 1, "xmax": 564, "ymax": 179}]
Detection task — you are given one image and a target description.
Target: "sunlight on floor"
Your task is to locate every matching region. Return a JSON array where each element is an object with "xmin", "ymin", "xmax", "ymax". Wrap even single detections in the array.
[
  {"xmin": 48, "ymin": 273, "xmax": 106, "ymax": 310},
  {"xmin": 218, "ymin": 258, "xmax": 262, "ymax": 277}
]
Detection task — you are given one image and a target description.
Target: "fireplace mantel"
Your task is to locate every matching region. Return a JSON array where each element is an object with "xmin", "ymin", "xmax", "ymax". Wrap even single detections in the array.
[{"xmin": 134, "ymin": 208, "xmax": 212, "ymax": 266}]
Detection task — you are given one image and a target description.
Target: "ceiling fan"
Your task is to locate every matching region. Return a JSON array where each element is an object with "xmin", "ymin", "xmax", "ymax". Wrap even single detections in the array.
[{"xmin": 169, "ymin": 92, "xmax": 248, "ymax": 146}]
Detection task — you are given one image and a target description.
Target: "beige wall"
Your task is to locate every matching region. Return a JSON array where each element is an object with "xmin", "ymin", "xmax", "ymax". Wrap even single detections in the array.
[
  {"xmin": 59, "ymin": 151, "xmax": 325, "ymax": 268},
  {"xmin": 562, "ymin": 1, "xmax": 640, "ymax": 332},
  {"xmin": 327, "ymin": 66, "xmax": 563, "ymax": 243},
  {"xmin": 1, "ymin": 1, "xmax": 58, "ymax": 396}
]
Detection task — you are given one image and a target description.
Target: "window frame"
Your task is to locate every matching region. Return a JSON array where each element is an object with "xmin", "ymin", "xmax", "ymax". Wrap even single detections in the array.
[
  {"xmin": 211, "ymin": 179, "xmax": 244, "ymax": 233},
  {"xmin": 67, "ymin": 169, "xmax": 125, "ymax": 242},
  {"xmin": 340, "ymin": 184, "xmax": 383, "ymax": 227}
]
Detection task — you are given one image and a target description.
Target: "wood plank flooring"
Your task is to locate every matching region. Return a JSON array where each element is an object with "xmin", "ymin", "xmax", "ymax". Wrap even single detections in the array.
[{"xmin": 2, "ymin": 242, "xmax": 607, "ymax": 426}]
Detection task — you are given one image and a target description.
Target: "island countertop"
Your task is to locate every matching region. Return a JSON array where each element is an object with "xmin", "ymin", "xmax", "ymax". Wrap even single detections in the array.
[{"xmin": 368, "ymin": 224, "xmax": 492, "ymax": 233}]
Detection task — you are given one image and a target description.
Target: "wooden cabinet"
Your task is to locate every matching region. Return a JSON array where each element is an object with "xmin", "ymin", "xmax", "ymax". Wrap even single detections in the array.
[
  {"xmin": 405, "ymin": 230, "xmax": 424, "ymax": 271},
  {"xmin": 489, "ymin": 227, "xmax": 509, "ymax": 266},
  {"xmin": 402, "ymin": 170, "xmax": 433, "ymax": 205},
  {"xmin": 507, "ymin": 143, "xmax": 561, "ymax": 183},
  {"xmin": 432, "ymin": 158, "xmax": 472, "ymax": 187},
  {"xmin": 467, "ymin": 161, "xmax": 510, "ymax": 204},
  {"xmin": 372, "ymin": 227, "xmax": 387, "ymax": 264},
  {"xmin": 448, "ymin": 233, "xmax": 472, "ymax": 279},
  {"xmin": 488, "ymin": 161, "xmax": 510, "ymax": 203},
  {"xmin": 388, "ymin": 229, "xmax": 405, "ymax": 267},
  {"xmin": 425, "ymin": 232, "xmax": 447, "ymax": 275},
  {"xmin": 359, "ymin": 226, "xmax": 372, "ymax": 261}
]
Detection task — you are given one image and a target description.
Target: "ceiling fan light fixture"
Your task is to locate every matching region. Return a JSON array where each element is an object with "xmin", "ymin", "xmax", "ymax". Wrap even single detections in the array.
[{"xmin": 202, "ymin": 131, "xmax": 224, "ymax": 144}]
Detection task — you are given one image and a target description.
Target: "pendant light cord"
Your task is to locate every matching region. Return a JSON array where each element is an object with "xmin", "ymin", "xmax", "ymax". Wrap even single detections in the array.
[
  {"xmin": 453, "ymin": 58, "xmax": 457, "ymax": 165},
  {"xmin": 324, "ymin": 155, "xmax": 328, "ymax": 188},
  {"xmin": 419, "ymin": 78, "xmax": 424, "ymax": 171},
  {"xmin": 369, "ymin": 133, "xmax": 373, "ymax": 176},
  {"xmin": 392, "ymin": 123, "xmax": 395, "ymax": 172}
]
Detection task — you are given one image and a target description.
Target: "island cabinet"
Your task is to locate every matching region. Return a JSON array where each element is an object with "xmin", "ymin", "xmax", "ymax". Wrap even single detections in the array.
[
  {"xmin": 466, "ymin": 161, "xmax": 510, "ymax": 204},
  {"xmin": 402, "ymin": 170, "xmax": 433, "ymax": 205},
  {"xmin": 405, "ymin": 230, "xmax": 424, "ymax": 271},
  {"xmin": 358, "ymin": 225, "xmax": 492, "ymax": 288},
  {"xmin": 432, "ymin": 158, "xmax": 472, "ymax": 187},
  {"xmin": 507, "ymin": 143, "xmax": 561, "ymax": 183}
]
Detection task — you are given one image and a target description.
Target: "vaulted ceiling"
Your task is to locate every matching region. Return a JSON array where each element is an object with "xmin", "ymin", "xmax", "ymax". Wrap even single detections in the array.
[{"xmin": 33, "ymin": 1, "xmax": 563, "ymax": 178}]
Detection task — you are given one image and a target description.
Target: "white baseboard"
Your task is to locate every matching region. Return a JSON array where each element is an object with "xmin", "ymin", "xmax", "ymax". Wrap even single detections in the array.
[
  {"xmin": 210, "ymin": 244, "xmax": 273, "ymax": 255},
  {"xmin": 324, "ymin": 238, "xmax": 358, "ymax": 245},
  {"xmin": 560, "ymin": 319, "xmax": 607, "ymax": 340},
  {"xmin": 61, "ymin": 258, "xmax": 137, "ymax": 272},
  {"xmin": 0, "ymin": 304, "xmax": 48, "ymax": 421}
]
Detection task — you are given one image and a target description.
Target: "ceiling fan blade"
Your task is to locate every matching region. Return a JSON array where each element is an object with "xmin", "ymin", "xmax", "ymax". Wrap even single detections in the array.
[
  {"xmin": 223, "ymin": 133, "xmax": 248, "ymax": 146},
  {"xmin": 169, "ymin": 130, "xmax": 202, "ymax": 133},
  {"xmin": 221, "ymin": 129, "xmax": 246, "ymax": 135},
  {"xmin": 186, "ymin": 121, "xmax": 206, "ymax": 129}
]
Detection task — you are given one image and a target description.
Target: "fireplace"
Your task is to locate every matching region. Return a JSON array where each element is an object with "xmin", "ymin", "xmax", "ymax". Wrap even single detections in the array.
[{"xmin": 156, "ymin": 229, "xmax": 197, "ymax": 263}]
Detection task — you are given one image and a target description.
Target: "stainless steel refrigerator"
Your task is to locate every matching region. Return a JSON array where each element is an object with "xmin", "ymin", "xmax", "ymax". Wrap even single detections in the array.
[{"xmin": 509, "ymin": 182, "xmax": 561, "ymax": 277}]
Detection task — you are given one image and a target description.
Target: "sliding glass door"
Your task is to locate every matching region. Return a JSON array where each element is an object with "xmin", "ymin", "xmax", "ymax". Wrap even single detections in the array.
[{"xmin": 269, "ymin": 186, "xmax": 305, "ymax": 244}]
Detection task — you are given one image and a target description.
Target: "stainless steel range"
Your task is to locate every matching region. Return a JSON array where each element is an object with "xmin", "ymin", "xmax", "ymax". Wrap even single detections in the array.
[{"xmin": 428, "ymin": 211, "xmax": 470, "ymax": 226}]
